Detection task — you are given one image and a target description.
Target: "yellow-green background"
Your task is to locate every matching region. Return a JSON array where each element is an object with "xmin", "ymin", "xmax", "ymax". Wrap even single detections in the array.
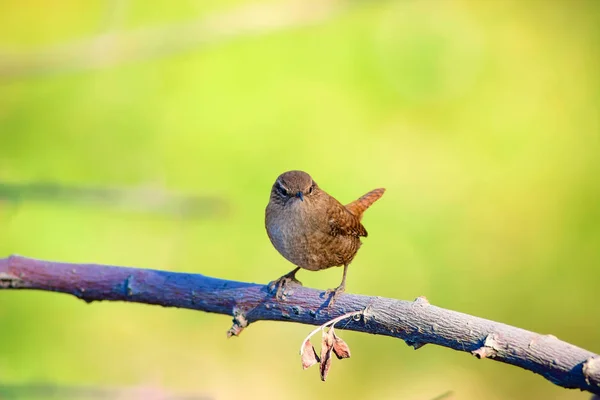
[{"xmin": 1, "ymin": 1, "xmax": 599, "ymax": 399}]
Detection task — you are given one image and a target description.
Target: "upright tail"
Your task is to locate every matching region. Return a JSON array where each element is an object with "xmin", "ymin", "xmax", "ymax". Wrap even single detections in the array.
[{"xmin": 345, "ymin": 188, "xmax": 385, "ymax": 220}]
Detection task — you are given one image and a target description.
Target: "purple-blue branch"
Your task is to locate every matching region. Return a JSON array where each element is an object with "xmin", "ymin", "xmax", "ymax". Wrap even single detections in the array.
[{"xmin": 1, "ymin": 255, "xmax": 599, "ymax": 395}]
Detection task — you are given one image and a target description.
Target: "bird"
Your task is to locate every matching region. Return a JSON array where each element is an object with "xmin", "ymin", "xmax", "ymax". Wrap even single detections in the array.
[{"xmin": 265, "ymin": 170, "xmax": 385, "ymax": 305}]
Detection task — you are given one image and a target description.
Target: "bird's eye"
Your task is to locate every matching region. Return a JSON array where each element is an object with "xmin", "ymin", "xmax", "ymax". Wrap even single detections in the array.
[
  {"xmin": 277, "ymin": 182, "xmax": 288, "ymax": 196},
  {"xmin": 308, "ymin": 184, "xmax": 315, "ymax": 194}
]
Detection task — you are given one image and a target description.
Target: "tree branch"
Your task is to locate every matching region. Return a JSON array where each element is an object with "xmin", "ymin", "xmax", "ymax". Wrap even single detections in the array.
[
  {"xmin": 1, "ymin": 255, "xmax": 598, "ymax": 395},
  {"xmin": 0, "ymin": 181, "xmax": 228, "ymax": 219},
  {"xmin": 0, "ymin": 0, "xmax": 344, "ymax": 80}
]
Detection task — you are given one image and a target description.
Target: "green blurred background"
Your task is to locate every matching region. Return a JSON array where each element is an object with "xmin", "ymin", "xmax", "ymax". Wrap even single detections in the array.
[{"xmin": 1, "ymin": 0, "xmax": 599, "ymax": 399}]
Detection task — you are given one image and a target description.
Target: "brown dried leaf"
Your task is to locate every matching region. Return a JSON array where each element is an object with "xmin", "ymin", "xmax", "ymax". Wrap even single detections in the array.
[
  {"xmin": 301, "ymin": 340, "xmax": 320, "ymax": 370},
  {"xmin": 320, "ymin": 328, "xmax": 335, "ymax": 381},
  {"xmin": 331, "ymin": 329, "xmax": 351, "ymax": 359},
  {"xmin": 320, "ymin": 348, "xmax": 333, "ymax": 381}
]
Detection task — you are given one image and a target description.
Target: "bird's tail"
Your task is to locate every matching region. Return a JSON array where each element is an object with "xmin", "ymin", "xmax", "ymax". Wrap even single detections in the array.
[{"xmin": 345, "ymin": 188, "xmax": 385, "ymax": 220}]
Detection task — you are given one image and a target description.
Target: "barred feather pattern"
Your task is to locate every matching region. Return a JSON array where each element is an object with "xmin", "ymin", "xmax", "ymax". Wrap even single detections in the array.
[{"xmin": 345, "ymin": 188, "xmax": 386, "ymax": 221}]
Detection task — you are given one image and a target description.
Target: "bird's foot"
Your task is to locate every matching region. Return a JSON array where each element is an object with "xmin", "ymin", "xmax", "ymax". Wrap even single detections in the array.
[
  {"xmin": 324, "ymin": 284, "xmax": 346, "ymax": 307},
  {"xmin": 268, "ymin": 272, "xmax": 303, "ymax": 300}
]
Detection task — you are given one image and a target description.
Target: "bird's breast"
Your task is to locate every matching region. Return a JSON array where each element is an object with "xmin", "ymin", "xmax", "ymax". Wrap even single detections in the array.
[
  {"xmin": 266, "ymin": 204, "xmax": 310, "ymax": 251},
  {"xmin": 266, "ymin": 201, "xmax": 360, "ymax": 271},
  {"xmin": 266, "ymin": 202, "xmax": 315, "ymax": 265}
]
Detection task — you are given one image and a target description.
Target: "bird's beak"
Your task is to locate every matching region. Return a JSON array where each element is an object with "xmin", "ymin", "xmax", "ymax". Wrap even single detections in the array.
[{"xmin": 296, "ymin": 191, "xmax": 304, "ymax": 201}]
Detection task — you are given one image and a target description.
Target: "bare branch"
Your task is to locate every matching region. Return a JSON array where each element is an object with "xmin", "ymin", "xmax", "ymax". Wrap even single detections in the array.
[
  {"xmin": 0, "ymin": 182, "xmax": 228, "ymax": 219},
  {"xmin": 1, "ymin": 255, "xmax": 598, "ymax": 395},
  {"xmin": 0, "ymin": 0, "xmax": 344, "ymax": 80},
  {"xmin": 0, "ymin": 382, "xmax": 209, "ymax": 400}
]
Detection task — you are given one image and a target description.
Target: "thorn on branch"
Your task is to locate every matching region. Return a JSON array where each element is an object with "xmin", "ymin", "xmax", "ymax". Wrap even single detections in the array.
[
  {"xmin": 472, "ymin": 333, "xmax": 501, "ymax": 359},
  {"xmin": 227, "ymin": 307, "xmax": 248, "ymax": 338},
  {"xmin": 413, "ymin": 295, "xmax": 430, "ymax": 306},
  {"xmin": 74, "ymin": 286, "xmax": 95, "ymax": 304},
  {"xmin": 405, "ymin": 339, "xmax": 427, "ymax": 350}
]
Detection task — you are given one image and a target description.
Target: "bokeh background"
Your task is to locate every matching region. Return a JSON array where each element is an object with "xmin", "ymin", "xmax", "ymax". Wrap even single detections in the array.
[{"xmin": 1, "ymin": 0, "xmax": 599, "ymax": 399}]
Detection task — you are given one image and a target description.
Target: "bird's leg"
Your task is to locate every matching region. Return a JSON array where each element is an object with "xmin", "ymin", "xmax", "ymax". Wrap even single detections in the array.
[
  {"xmin": 268, "ymin": 267, "xmax": 302, "ymax": 299},
  {"xmin": 325, "ymin": 264, "xmax": 348, "ymax": 307}
]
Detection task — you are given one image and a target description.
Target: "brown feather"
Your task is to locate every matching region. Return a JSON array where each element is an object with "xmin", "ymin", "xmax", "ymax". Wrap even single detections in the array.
[
  {"xmin": 345, "ymin": 188, "xmax": 385, "ymax": 220},
  {"xmin": 265, "ymin": 171, "xmax": 384, "ymax": 273},
  {"xmin": 327, "ymin": 199, "xmax": 367, "ymax": 238}
]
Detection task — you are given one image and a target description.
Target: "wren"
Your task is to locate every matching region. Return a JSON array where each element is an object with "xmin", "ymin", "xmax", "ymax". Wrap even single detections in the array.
[{"xmin": 265, "ymin": 170, "xmax": 385, "ymax": 305}]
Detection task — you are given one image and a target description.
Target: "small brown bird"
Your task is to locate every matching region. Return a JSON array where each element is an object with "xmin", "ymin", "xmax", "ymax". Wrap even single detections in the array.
[{"xmin": 265, "ymin": 170, "xmax": 385, "ymax": 305}]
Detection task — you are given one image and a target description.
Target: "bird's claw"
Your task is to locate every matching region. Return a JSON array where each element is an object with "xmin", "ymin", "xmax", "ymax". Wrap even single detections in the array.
[
  {"xmin": 268, "ymin": 274, "xmax": 302, "ymax": 299},
  {"xmin": 324, "ymin": 284, "xmax": 346, "ymax": 307}
]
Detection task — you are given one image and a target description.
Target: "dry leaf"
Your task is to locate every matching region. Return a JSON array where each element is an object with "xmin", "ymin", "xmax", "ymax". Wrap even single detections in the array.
[
  {"xmin": 301, "ymin": 339, "xmax": 320, "ymax": 370},
  {"xmin": 320, "ymin": 348, "xmax": 332, "ymax": 381},
  {"xmin": 320, "ymin": 328, "xmax": 335, "ymax": 381},
  {"xmin": 331, "ymin": 329, "xmax": 351, "ymax": 359}
]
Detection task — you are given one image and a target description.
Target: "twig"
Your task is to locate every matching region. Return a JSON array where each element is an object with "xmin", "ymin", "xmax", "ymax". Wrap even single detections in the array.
[
  {"xmin": 299, "ymin": 310, "xmax": 362, "ymax": 355},
  {"xmin": 0, "ymin": 181, "xmax": 228, "ymax": 219},
  {"xmin": 298, "ymin": 310, "xmax": 359, "ymax": 380},
  {"xmin": 0, "ymin": 382, "xmax": 210, "ymax": 400},
  {"xmin": 0, "ymin": 0, "xmax": 345, "ymax": 80},
  {"xmin": 430, "ymin": 391, "xmax": 454, "ymax": 400},
  {"xmin": 0, "ymin": 255, "xmax": 599, "ymax": 395}
]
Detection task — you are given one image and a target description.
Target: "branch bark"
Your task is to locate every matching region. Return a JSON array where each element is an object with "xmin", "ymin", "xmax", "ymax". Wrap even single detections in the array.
[{"xmin": 1, "ymin": 255, "xmax": 598, "ymax": 395}]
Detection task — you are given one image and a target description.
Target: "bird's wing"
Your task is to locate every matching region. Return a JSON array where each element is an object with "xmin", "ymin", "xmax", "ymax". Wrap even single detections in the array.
[{"xmin": 327, "ymin": 200, "xmax": 368, "ymax": 238}]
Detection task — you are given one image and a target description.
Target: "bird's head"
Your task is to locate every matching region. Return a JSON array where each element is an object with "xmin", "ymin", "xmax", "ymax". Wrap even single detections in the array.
[{"xmin": 271, "ymin": 170, "xmax": 319, "ymax": 205}]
